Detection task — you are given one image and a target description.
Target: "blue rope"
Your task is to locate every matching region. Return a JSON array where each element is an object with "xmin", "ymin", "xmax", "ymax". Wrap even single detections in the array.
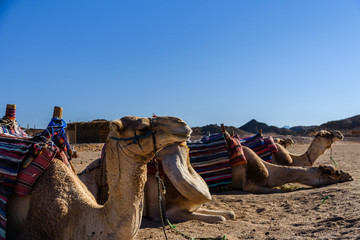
[
  {"xmin": 45, "ymin": 117, "xmax": 72, "ymax": 158},
  {"xmin": 109, "ymin": 130, "xmax": 153, "ymax": 144}
]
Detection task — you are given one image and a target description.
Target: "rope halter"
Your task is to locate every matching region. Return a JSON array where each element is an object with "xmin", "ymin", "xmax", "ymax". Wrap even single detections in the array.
[{"xmin": 109, "ymin": 117, "xmax": 158, "ymax": 154}]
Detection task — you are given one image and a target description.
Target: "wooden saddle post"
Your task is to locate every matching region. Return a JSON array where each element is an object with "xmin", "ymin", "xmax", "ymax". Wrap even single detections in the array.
[{"xmin": 52, "ymin": 106, "xmax": 77, "ymax": 172}]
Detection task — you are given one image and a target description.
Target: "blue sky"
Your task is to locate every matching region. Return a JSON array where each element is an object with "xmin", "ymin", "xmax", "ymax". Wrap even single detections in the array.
[{"xmin": 1, "ymin": 1, "xmax": 359, "ymax": 129}]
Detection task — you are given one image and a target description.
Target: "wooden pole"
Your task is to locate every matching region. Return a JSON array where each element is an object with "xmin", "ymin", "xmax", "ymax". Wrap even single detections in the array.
[
  {"xmin": 5, "ymin": 104, "xmax": 16, "ymax": 120},
  {"xmin": 6, "ymin": 104, "xmax": 16, "ymax": 110},
  {"xmin": 53, "ymin": 106, "xmax": 63, "ymax": 119}
]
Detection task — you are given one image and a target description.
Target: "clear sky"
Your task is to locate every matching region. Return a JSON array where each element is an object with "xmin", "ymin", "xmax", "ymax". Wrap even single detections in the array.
[{"xmin": 1, "ymin": 0, "xmax": 359, "ymax": 129}]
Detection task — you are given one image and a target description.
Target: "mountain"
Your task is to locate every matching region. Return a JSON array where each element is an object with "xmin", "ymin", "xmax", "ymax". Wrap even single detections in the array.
[
  {"xmin": 320, "ymin": 115, "xmax": 360, "ymax": 130},
  {"xmin": 239, "ymin": 119, "xmax": 293, "ymax": 135},
  {"xmin": 290, "ymin": 115, "xmax": 360, "ymax": 134},
  {"xmin": 191, "ymin": 124, "xmax": 250, "ymax": 140}
]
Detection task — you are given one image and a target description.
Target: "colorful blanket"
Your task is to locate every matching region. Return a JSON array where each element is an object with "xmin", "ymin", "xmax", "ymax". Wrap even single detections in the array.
[
  {"xmin": 0, "ymin": 118, "xmax": 28, "ymax": 138},
  {"xmin": 0, "ymin": 117, "xmax": 73, "ymax": 239},
  {"xmin": 147, "ymin": 133, "xmax": 247, "ymax": 192},
  {"xmin": 0, "ymin": 135, "xmax": 33, "ymax": 239},
  {"xmin": 239, "ymin": 133, "xmax": 278, "ymax": 162},
  {"xmin": 14, "ymin": 146, "xmax": 59, "ymax": 197},
  {"xmin": 188, "ymin": 133, "xmax": 247, "ymax": 191}
]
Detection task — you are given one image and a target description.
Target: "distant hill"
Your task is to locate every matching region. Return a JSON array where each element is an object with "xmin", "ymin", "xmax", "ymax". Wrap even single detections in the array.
[
  {"xmin": 191, "ymin": 114, "xmax": 360, "ymax": 139},
  {"xmin": 320, "ymin": 115, "xmax": 360, "ymax": 130},
  {"xmin": 239, "ymin": 119, "xmax": 294, "ymax": 135},
  {"xmin": 290, "ymin": 125, "xmax": 317, "ymax": 133},
  {"xmin": 191, "ymin": 124, "xmax": 250, "ymax": 140},
  {"xmin": 290, "ymin": 115, "xmax": 360, "ymax": 134}
]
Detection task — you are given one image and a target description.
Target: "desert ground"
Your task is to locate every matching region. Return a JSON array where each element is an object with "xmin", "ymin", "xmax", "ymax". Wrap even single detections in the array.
[{"xmin": 72, "ymin": 138, "xmax": 360, "ymax": 240}]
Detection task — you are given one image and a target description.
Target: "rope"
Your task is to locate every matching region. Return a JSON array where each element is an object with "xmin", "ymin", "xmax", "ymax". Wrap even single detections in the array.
[
  {"xmin": 154, "ymin": 157, "xmax": 228, "ymax": 240},
  {"xmin": 0, "ymin": 117, "xmax": 15, "ymax": 128},
  {"xmin": 329, "ymin": 148, "xmax": 338, "ymax": 167},
  {"xmin": 109, "ymin": 130, "xmax": 153, "ymax": 144},
  {"xmin": 166, "ymin": 219, "xmax": 227, "ymax": 240},
  {"xmin": 154, "ymin": 157, "xmax": 169, "ymax": 240},
  {"xmin": 45, "ymin": 117, "xmax": 74, "ymax": 160}
]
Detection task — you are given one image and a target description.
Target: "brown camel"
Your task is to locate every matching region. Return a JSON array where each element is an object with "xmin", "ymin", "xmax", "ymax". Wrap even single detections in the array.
[
  {"xmin": 79, "ymin": 135, "xmax": 352, "ymax": 223},
  {"xmin": 6, "ymin": 115, "xmax": 191, "ymax": 240},
  {"xmin": 79, "ymin": 142, "xmax": 235, "ymax": 224},
  {"xmin": 271, "ymin": 130, "xmax": 344, "ymax": 166},
  {"xmin": 143, "ymin": 140, "xmax": 352, "ymax": 223}
]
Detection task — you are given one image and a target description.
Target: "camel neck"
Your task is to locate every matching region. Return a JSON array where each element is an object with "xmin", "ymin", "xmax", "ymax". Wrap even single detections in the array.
[
  {"xmin": 102, "ymin": 142, "xmax": 150, "ymax": 239},
  {"xmin": 305, "ymin": 139, "xmax": 328, "ymax": 165},
  {"xmin": 305, "ymin": 151, "xmax": 313, "ymax": 165}
]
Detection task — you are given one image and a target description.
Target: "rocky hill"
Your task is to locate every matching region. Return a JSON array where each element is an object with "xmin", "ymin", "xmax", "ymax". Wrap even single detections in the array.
[
  {"xmin": 193, "ymin": 114, "xmax": 360, "ymax": 138},
  {"xmin": 320, "ymin": 115, "xmax": 360, "ymax": 132},
  {"xmin": 191, "ymin": 124, "xmax": 250, "ymax": 140},
  {"xmin": 239, "ymin": 119, "xmax": 293, "ymax": 135}
]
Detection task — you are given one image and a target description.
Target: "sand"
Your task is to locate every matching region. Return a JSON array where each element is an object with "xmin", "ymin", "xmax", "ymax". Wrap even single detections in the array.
[{"xmin": 72, "ymin": 140, "xmax": 360, "ymax": 240}]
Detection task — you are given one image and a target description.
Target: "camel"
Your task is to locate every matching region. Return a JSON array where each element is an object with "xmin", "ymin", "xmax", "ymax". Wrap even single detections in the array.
[
  {"xmin": 79, "ymin": 142, "xmax": 235, "ymax": 224},
  {"xmin": 5, "ymin": 115, "xmax": 192, "ymax": 240},
  {"xmin": 142, "ymin": 139, "xmax": 352, "ymax": 223},
  {"xmin": 271, "ymin": 130, "xmax": 344, "ymax": 166},
  {"xmin": 274, "ymin": 137, "xmax": 294, "ymax": 148},
  {"xmin": 79, "ymin": 133, "xmax": 352, "ymax": 224}
]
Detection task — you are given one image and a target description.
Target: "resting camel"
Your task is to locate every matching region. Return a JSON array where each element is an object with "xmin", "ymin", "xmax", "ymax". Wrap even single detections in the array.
[
  {"xmin": 79, "ymin": 142, "xmax": 235, "ymax": 224},
  {"xmin": 143, "ymin": 141, "xmax": 352, "ymax": 222},
  {"xmin": 271, "ymin": 130, "xmax": 344, "ymax": 166},
  {"xmin": 274, "ymin": 137, "xmax": 294, "ymax": 148},
  {"xmin": 79, "ymin": 134, "xmax": 352, "ymax": 224},
  {"xmin": 6, "ymin": 115, "xmax": 191, "ymax": 240}
]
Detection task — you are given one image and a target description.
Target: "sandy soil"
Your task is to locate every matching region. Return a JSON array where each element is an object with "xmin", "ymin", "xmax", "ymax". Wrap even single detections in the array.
[{"xmin": 72, "ymin": 141, "xmax": 360, "ymax": 240}]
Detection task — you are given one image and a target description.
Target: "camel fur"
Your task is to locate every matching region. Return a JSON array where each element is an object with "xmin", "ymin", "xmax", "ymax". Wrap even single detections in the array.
[{"xmin": 6, "ymin": 116, "xmax": 191, "ymax": 240}]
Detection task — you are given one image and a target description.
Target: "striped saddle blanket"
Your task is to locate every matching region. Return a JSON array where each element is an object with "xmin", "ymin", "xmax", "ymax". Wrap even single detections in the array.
[
  {"xmin": 188, "ymin": 133, "xmax": 247, "ymax": 191},
  {"xmin": 147, "ymin": 133, "xmax": 277, "ymax": 192},
  {"xmin": 239, "ymin": 133, "xmax": 278, "ymax": 162},
  {"xmin": 147, "ymin": 133, "xmax": 247, "ymax": 191},
  {"xmin": 0, "ymin": 134, "xmax": 70, "ymax": 240}
]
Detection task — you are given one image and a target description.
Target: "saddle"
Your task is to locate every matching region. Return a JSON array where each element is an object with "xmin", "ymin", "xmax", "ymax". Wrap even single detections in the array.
[{"xmin": 0, "ymin": 117, "xmax": 74, "ymax": 240}]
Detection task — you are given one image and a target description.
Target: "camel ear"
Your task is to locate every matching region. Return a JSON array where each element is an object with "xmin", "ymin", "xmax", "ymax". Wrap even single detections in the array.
[{"xmin": 110, "ymin": 119, "xmax": 124, "ymax": 133}]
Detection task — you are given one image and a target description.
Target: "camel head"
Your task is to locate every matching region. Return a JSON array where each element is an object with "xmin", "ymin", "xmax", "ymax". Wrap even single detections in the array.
[
  {"xmin": 284, "ymin": 137, "xmax": 294, "ymax": 148},
  {"xmin": 314, "ymin": 130, "xmax": 344, "ymax": 150},
  {"xmin": 319, "ymin": 165, "xmax": 353, "ymax": 183},
  {"xmin": 157, "ymin": 143, "xmax": 212, "ymax": 208},
  {"xmin": 275, "ymin": 137, "xmax": 294, "ymax": 148},
  {"xmin": 108, "ymin": 116, "xmax": 192, "ymax": 159}
]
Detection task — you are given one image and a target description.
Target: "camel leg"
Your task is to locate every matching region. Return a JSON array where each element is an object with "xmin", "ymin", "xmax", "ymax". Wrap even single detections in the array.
[
  {"xmin": 196, "ymin": 207, "xmax": 235, "ymax": 220},
  {"xmin": 242, "ymin": 182, "xmax": 283, "ymax": 194},
  {"xmin": 166, "ymin": 208, "xmax": 227, "ymax": 223},
  {"xmin": 143, "ymin": 175, "xmax": 162, "ymax": 221}
]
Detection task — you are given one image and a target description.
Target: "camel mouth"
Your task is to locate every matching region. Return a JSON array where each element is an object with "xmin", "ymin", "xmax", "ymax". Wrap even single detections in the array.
[
  {"xmin": 171, "ymin": 132, "xmax": 191, "ymax": 139},
  {"xmin": 338, "ymin": 136, "xmax": 344, "ymax": 140}
]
